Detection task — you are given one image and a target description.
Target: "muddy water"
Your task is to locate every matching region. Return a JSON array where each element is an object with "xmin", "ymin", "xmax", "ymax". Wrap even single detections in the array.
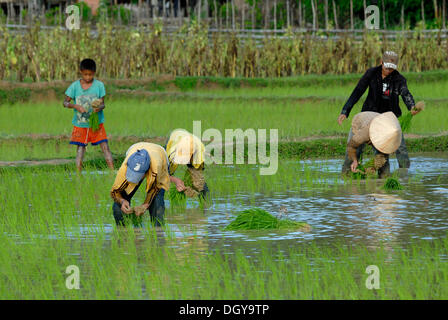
[{"xmin": 166, "ymin": 154, "xmax": 448, "ymax": 255}]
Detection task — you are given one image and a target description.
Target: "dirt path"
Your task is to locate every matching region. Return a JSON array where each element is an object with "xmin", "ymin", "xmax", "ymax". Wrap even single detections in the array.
[
  {"xmin": 2, "ymin": 132, "xmax": 447, "ymax": 143},
  {"xmin": 0, "ymin": 159, "xmax": 74, "ymax": 167}
]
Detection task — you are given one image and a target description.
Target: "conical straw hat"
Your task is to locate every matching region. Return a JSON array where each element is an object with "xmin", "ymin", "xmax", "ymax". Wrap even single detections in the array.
[{"xmin": 369, "ymin": 112, "xmax": 402, "ymax": 154}]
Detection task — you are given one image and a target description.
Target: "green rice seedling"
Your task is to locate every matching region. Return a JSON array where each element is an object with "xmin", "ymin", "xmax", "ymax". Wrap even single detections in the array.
[
  {"xmin": 224, "ymin": 208, "xmax": 309, "ymax": 231},
  {"xmin": 89, "ymin": 111, "xmax": 100, "ymax": 132},
  {"xmin": 399, "ymin": 101, "xmax": 425, "ymax": 133},
  {"xmin": 383, "ymin": 177, "xmax": 403, "ymax": 191},
  {"xmin": 1, "ymin": 96, "xmax": 445, "ymax": 141},
  {"xmin": 167, "ymin": 184, "xmax": 187, "ymax": 206},
  {"xmin": 399, "ymin": 112, "xmax": 413, "ymax": 132},
  {"xmin": 89, "ymin": 99, "xmax": 102, "ymax": 132},
  {"xmin": 1, "ymin": 164, "xmax": 448, "ymax": 299},
  {"xmin": 351, "ymin": 158, "xmax": 376, "ymax": 180}
]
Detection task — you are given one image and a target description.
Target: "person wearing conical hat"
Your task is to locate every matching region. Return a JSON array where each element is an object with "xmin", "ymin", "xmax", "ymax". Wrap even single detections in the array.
[
  {"xmin": 337, "ymin": 51, "xmax": 422, "ymax": 173},
  {"xmin": 165, "ymin": 129, "xmax": 208, "ymax": 199},
  {"xmin": 345, "ymin": 111, "xmax": 402, "ymax": 178}
]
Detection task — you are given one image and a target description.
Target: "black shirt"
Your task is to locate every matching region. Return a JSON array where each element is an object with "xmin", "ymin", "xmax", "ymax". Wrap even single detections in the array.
[
  {"xmin": 379, "ymin": 75, "xmax": 392, "ymax": 114},
  {"xmin": 341, "ymin": 65, "xmax": 415, "ymax": 118}
]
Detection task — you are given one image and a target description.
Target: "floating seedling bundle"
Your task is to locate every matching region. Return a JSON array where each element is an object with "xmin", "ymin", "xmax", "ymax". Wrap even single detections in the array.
[
  {"xmin": 399, "ymin": 101, "xmax": 425, "ymax": 133},
  {"xmin": 383, "ymin": 177, "xmax": 403, "ymax": 190},
  {"xmin": 224, "ymin": 208, "xmax": 310, "ymax": 231}
]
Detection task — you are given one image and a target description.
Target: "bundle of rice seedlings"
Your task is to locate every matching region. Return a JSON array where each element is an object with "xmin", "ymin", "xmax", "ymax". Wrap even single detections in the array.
[
  {"xmin": 383, "ymin": 177, "xmax": 403, "ymax": 191},
  {"xmin": 399, "ymin": 112, "xmax": 413, "ymax": 132},
  {"xmin": 399, "ymin": 101, "xmax": 425, "ymax": 133},
  {"xmin": 168, "ymin": 184, "xmax": 187, "ymax": 206},
  {"xmin": 169, "ymin": 167, "xmax": 205, "ymax": 202},
  {"xmin": 224, "ymin": 208, "xmax": 310, "ymax": 231},
  {"xmin": 89, "ymin": 99, "xmax": 102, "ymax": 132},
  {"xmin": 89, "ymin": 112, "xmax": 100, "ymax": 132},
  {"xmin": 351, "ymin": 158, "xmax": 376, "ymax": 179},
  {"xmin": 125, "ymin": 208, "xmax": 143, "ymax": 227}
]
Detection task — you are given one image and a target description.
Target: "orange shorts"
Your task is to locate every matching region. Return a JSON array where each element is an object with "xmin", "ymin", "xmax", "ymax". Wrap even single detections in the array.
[{"xmin": 70, "ymin": 124, "xmax": 108, "ymax": 147}]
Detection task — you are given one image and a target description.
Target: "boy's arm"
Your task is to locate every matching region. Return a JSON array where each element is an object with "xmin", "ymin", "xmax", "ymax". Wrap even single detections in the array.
[{"xmin": 63, "ymin": 95, "xmax": 86, "ymax": 113}]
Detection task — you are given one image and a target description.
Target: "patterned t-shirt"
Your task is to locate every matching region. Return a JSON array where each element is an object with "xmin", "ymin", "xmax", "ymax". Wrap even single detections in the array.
[
  {"xmin": 379, "ymin": 76, "xmax": 392, "ymax": 114},
  {"xmin": 65, "ymin": 79, "xmax": 106, "ymax": 128}
]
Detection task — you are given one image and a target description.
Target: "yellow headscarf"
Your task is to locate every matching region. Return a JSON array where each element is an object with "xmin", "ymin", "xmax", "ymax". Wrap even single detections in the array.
[{"xmin": 166, "ymin": 129, "xmax": 205, "ymax": 175}]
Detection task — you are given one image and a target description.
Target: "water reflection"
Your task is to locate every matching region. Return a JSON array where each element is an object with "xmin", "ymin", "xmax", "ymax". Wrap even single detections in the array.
[{"xmin": 6, "ymin": 155, "xmax": 448, "ymax": 259}]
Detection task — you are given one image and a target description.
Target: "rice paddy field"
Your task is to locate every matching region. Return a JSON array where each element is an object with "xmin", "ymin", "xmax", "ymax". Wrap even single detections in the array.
[{"xmin": 1, "ymin": 73, "xmax": 448, "ymax": 299}]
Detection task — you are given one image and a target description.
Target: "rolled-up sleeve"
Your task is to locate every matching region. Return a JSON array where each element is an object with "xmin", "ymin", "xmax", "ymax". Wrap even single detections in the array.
[{"xmin": 110, "ymin": 165, "xmax": 129, "ymax": 204}]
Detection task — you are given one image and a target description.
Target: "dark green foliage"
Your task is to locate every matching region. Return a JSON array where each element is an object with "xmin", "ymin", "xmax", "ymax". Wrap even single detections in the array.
[
  {"xmin": 225, "ymin": 208, "xmax": 309, "ymax": 231},
  {"xmin": 174, "ymin": 78, "xmax": 198, "ymax": 91},
  {"xmin": 383, "ymin": 177, "xmax": 403, "ymax": 191},
  {"xmin": 145, "ymin": 81, "xmax": 165, "ymax": 92},
  {"xmin": 0, "ymin": 88, "xmax": 31, "ymax": 105}
]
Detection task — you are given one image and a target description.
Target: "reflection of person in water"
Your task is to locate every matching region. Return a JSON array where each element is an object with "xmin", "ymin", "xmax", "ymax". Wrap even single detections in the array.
[{"xmin": 342, "ymin": 185, "xmax": 400, "ymax": 253}]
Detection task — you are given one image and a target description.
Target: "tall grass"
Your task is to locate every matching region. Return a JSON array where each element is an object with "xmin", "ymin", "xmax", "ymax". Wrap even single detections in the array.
[{"xmin": 2, "ymin": 22, "xmax": 448, "ymax": 81}]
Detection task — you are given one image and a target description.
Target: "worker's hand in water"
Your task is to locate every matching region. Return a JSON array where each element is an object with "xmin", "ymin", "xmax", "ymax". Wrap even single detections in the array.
[
  {"xmin": 337, "ymin": 114, "xmax": 347, "ymax": 125},
  {"xmin": 121, "ymin": 200, "xmax": 133, "ymax": 214},
  {"xmin": 134, "ymin": 203, "xmax": 150, "ymax": 216},
  {"xmin": 351, "ymin": 159, "xmax": 359, "ymax": 172}
]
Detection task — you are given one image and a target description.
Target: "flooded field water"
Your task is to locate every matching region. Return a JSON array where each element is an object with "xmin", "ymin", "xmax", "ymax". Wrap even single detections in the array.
[{"xmin": 16, "ymin": 153, "xmax": 444, "ymax": 258}]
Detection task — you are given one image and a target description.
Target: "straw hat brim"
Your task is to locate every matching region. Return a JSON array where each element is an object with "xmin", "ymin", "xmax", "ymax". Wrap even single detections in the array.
[{"xmin": 369, "ymin": 112, "xmax": 402, "ymax": 154}]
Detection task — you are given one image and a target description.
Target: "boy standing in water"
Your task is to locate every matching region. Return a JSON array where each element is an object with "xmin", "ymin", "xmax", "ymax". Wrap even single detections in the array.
[{"xmin": 63, "ymin": 59, "xmax": 114, "ymax": 171}]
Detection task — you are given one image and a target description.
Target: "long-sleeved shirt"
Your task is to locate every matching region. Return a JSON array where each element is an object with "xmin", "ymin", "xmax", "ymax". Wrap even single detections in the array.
[
  {"xmin": 347, "ymin": 111, "xmax": 380, "ymax": 161},
  {"xmin": 341, "ymin": 65, "xmax": 415, "ymax": 118},
  {"xmin": 110, "ymin": 142, "xmax": 170, "ymax": 205},
  {"xmin": 165, "ymin": 129, "xmax": 205, "ymax": 176}
]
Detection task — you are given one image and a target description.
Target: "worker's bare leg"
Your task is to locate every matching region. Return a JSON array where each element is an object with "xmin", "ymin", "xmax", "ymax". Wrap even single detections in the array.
[
  {"xmin": 100, "ymin": 141, "xmax": 114, "ymax": 170},
  {"xmin": 76, "ymin": 145, "xmax": 86, "ymax": 172}
]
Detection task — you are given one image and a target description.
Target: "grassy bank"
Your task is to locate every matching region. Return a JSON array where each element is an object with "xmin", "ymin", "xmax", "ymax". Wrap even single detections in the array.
[
  {"xmin": 1, "ymin": 135, "xmax": 448, "ymax": 164},
  {"xmin": 2, "ymin": 71, "xmax": 448, "ymax": 104}
]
